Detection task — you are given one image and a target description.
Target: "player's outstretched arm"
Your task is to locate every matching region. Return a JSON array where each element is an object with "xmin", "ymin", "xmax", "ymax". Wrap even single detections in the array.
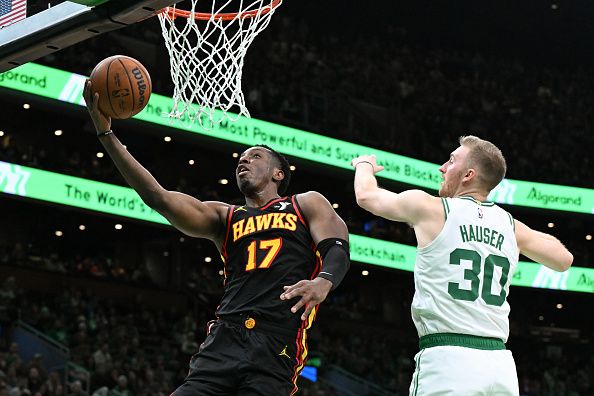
[
  {"xmin": 280, "ymin": 191, "xmax": 349, "ymax": 320},
  {"xmin": 352, "ymin": 155, "xmax": 436, "ymax": 225},
  {"xmin": 83, "ymin": 80, "xmax": 226, "ymax": 241},
  {"xmin": 515, "ymin": 220, "xmax": 573, "ymax": 272}
]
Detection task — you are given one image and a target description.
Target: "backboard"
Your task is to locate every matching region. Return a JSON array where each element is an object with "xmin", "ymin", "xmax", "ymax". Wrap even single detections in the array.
[{"xmin": 0, "ymin": 0, "xmax": 177, "ymax": 72}]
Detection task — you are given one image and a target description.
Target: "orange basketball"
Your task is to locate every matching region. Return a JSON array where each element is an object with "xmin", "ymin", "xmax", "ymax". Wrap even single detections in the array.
[{"xmin": 90, "ymin": 55, "xmax": 152, "ymax": 119}]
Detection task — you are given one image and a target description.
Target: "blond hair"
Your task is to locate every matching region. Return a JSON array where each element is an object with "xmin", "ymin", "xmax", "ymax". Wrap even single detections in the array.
[{"xmin": 459, "ymin": 135, "xmax": 507, "ymax": 191}]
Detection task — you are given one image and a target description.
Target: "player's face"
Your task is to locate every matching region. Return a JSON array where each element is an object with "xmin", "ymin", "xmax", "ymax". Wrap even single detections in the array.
[
  {"xmin": 438, "ymin": 145, "xmax": 470, "ymax": 197},
  {"xmin": 236, "ymin": 147, "xmax": 278, "ymax": 196}
]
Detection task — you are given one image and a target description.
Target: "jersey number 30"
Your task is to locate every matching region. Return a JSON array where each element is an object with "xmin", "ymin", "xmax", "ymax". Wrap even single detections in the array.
[{"xmin": 448, "ymin": 248, "xmax": 511, "ymax": 307}]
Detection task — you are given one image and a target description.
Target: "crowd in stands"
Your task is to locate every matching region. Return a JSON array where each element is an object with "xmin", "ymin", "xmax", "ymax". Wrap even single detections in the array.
[
  {"xmin": 1, "ymin": 252, "xmax": 593, "ymax": 395},
  {"xmin": 0, "ymin": 243, "xmax": 145, "ymax": 285},
  {"xmin": 0, "ymin": 270, "xmax": 342, "ymax": 395},
  {"xmin": 25, "ymin": 6, "xmax": 594, "ymax": 189},
  {"xmin": 246, "ymin": 19, "xmax": 594, "ymax": 190},
  {"xmin": 515, "ymin": 344, "xmax": 594, "ymax": 396}
]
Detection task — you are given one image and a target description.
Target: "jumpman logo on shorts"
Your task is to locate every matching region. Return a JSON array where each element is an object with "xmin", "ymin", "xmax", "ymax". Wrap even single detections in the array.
[{"xmin": 278, "ymin": 346, "xmax": 291, "ymax": 359}]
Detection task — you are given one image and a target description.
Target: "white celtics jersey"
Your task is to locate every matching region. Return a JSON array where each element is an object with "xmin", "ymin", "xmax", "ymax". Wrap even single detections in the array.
[{"xmin": 411, "ymin": 196, "xmax": 519, "ymax": 342}]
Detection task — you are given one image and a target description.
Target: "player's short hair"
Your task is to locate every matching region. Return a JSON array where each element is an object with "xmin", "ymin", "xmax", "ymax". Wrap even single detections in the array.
[
  {"xmin": 459, "ymin": 135, "xmax": 506, "ymax": 192},
  {"xmin": 255, "ymin": 144, "xmax": 291, "ymax": 195}
]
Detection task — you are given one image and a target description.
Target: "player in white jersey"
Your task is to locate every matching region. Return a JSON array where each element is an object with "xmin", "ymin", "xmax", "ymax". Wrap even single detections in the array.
[{"xmin": 352, "ymin": 136, "xmax": 573, "ymax": 396}]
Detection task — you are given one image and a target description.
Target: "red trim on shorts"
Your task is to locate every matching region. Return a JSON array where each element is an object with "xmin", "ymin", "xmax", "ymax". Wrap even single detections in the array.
[
  {"xmin": 290, "ymin": 327, "xmax": 306, "ymax": 395},
  {"xmin": 289, "ymin": 247, "xmax": 323, "ymax": 394},
  {"xmin": 206, "ymin": 320, "xmax": 216, "ymax": 335},
  {"xmin": 214, "ymin": 304, "xmax": 222, "ymax": 319}
]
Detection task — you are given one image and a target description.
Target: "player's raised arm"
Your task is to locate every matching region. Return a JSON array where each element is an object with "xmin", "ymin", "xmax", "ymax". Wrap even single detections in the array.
[
  {"xmin": 83, "ymin": 80, "xmax": 227, "ymax": 241},
  {"xmin": 515, "ymin": 219, "xmax": 573, "ymax": 272},
  {"xmin": 352, "ymin": 155, "xmax": 437, "ymax": 226},
  {"xmin": 280, "ymin": 191, "xmax": 350, "ymax": 320}
]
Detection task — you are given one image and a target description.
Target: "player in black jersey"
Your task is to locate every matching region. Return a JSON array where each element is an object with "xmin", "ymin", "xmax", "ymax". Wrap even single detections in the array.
[{"xmin": 84, "ymin": 82, "xmax": 351, "ymax": 395}]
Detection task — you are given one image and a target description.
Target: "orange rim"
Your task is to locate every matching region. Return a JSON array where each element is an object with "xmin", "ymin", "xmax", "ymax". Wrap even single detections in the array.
[{"xmin": 161, "ymin": 0, "xmax": 281, "ymax": 21}]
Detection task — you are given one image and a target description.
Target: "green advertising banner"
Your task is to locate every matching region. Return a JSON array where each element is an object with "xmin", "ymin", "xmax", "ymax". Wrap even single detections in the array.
[
  {"xmin": 0, "ymin": 161, "xmax": 167, "ymax": 224},
  {"xmin": 349, "ymin": 234, "xmax": 417, "ymax": 272},
  {"xmin": 487, "ymin": 179, "xmax": 593, "ymax": 215},
  {"xmin": 1, "ymin": 161, "xmax": 593, "ymax": 294},
  {"xmin": 1, "ymin": 63, "xmax": 593, "ymax": 214}
]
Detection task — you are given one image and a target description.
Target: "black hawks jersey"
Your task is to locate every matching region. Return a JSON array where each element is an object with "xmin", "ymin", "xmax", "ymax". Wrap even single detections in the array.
[{"xmin": 217, "ymin": 195, "xmax": 322, "ymax": 331}]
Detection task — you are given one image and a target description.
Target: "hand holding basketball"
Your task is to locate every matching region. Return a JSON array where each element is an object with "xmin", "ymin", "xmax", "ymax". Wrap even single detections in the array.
[
  {"xmin": 84, "ymin": 55, "xmax": 152, "ymax": 135},
  {"xmin": 89, "ymin": 55, "xmax": 152, "ymax": 120},
  {"xmin": 83, "ymin": 80, "xmax": 111, "ymax": 135}
]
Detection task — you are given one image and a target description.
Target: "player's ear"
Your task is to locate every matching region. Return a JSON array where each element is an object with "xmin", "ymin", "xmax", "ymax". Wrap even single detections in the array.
[
  {"xmin": 272, "ymin": 168, "xmax": 284, "ymax": 183},
  {"xmin": 463, "ymin": 168, "xmax": 477, "ymax": 182}
]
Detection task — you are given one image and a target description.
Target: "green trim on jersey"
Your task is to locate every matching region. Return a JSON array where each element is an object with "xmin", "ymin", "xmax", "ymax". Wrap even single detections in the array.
[
  {"xmin": 459, "ymin": 196, "xmax": 495, "ymax": 207},
  {"xmin": 419, "ymin": 333, "xmax": 506, "ymax": 350},
  {"xmin": 507, "ymin": 212, "xmax": 515, "ymax": 230},
  {"xmin": 441, "ymin": 198, "xmax": 450, "ymax": 220},
  {"xmin": 412, "ymin": 349, "xmax": 425, "ymax": 396}
]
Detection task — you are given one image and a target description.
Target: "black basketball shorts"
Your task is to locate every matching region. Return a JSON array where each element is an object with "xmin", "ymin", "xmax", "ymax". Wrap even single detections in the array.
[{"xmin": 171, "ymin": 317, "xmax": 308, "ymax": 396}]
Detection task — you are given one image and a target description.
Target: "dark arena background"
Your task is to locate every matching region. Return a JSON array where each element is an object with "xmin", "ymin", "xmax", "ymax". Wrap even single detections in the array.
[{"xmin": 1, "ymin": 0, "xmax": 594, "ymax": 395}]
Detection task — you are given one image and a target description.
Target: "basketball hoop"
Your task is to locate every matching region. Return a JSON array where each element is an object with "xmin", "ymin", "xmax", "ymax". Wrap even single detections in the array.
[{"xmin": 158, "ymin": 0, "xmax": 282, "ymax": 128}]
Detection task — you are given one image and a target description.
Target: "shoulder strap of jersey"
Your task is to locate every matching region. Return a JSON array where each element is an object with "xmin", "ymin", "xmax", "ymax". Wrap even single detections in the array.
[
  {"xmin": 220, "ymin": 205, "xmax": 235, "ymax": 260},
  {"xmin": 504, "ymin": 208, "xmax": 515, "ymax": 231},
  {"xmin": 292, "ymin": 194, "xmax": 309, "ymax": 228},
  {"xmin": 440, "ymin": 197, "xmax": 451, "ymax": 220}
]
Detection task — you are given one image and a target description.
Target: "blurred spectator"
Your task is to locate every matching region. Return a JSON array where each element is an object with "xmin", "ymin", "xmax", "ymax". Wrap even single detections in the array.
[
  {"xmin": 68, "ymin": 380, "xmax": 88, "ymax": 396},
  {"xmin": 107, "ymin": 376, "xmax": 132, "ymax": 396},
  {"xmin": 44, "ymin": 372, "xmax": 63, "ymax": 396},
  {"xmin": 180, "ymin": 332, "xmax": 198, "ymax": 356},
  {"xmin": 92, "ymin": 345, "xmax": 112, "ymax": 377},
  {"xmin": 26, "ymin": 367, "xmax": 46, "ymax": 396}
]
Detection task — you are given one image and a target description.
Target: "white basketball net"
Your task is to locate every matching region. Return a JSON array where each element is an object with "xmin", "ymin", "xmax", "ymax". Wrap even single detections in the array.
[{"xmin": 158, "ymin": 0, "xmax": 282, "ymax": 128}]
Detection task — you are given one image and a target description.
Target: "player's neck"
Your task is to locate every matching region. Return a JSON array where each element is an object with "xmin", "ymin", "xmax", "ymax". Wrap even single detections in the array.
[
  {"xmin": 454, "ymin": 188, "xmax": 488, "ymax": 202},
  {"xmin": 244, "ymin": 190, "xmax": 282, "ymax": 208}
]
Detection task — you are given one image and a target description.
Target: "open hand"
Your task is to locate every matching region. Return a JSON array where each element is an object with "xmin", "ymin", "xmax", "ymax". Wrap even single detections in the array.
[
  {"xmin": 351, "ymin": 155, "xmax": 384, "ymax": 173},
  {"xmin": 83, "ymin": 80, "xmax": 111, "ymax": 135},
  {"xmin": 280, "ymin": 278, "xmax": 333, "ymax": 321}
]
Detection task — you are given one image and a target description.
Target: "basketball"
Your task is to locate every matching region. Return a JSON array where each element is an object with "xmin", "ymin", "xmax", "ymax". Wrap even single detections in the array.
[{"xmin": 89, "ymin": 55, "xmax": 152, "ymax": 119}]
